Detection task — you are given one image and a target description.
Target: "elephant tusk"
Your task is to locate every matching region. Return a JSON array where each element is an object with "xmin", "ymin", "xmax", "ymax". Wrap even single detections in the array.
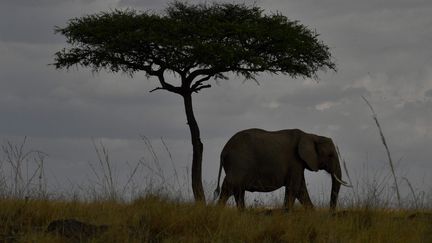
[{"xmin": 333, "ymin": 173, "xmax": 353, "ymax": 187}]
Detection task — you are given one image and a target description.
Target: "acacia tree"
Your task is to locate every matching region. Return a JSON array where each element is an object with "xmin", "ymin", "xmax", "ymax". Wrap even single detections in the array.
[{"xmin": 54, "ymin": 1, "xmax": 335, "ymax": 202}]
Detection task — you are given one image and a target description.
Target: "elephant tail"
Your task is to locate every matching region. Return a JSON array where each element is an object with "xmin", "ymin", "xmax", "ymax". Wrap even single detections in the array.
[{"xmin": 213, "ymin": 154, "xmax": 224, "ymax": 201}]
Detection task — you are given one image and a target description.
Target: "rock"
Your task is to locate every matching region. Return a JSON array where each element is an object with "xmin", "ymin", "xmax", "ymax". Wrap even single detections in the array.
[{"xmin": 46, "ymin": 218, "xmax": 109, "ymax": 240}]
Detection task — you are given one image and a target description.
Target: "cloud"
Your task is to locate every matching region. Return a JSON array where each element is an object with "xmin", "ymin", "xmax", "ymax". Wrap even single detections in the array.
[
  {"xmin": 276, "ymin": 81, "xmax": 367, "ymax": 110},
  {"xmin": 1, "ymin": 0, "xmax": 432, "ymax": 200},
  {"xmin": 0, "ymin": 0, "xmax": 120, "ymax": 43},
  {"xmin": 315, "ymin": 101, "xmax": 338, "ymax": 111},
  {"xmin": 426, "ymin": 89, "xmax": 432, "ymax": 98}
]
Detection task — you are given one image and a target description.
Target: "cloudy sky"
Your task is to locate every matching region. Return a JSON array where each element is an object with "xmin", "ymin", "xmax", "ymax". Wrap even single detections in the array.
[{"xmin": 1, "ymin": 0, "xmax": 431, "ymax": 205}]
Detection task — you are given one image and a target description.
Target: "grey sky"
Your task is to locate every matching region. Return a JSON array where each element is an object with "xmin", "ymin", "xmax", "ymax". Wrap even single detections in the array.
[{"xmin": 0, "ymin": 0, "xmax": 431, "ymax": 205}]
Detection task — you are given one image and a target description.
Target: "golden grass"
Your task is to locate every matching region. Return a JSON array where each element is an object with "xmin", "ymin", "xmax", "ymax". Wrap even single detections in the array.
[{"xmin": 0, "ymin": 196, "xmax": 431, "ymax": 243}]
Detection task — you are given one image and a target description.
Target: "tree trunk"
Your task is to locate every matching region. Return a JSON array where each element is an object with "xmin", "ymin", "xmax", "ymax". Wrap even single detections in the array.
[{"xmin": 182, "ymin": 93, "xmax": 205, "ymax": 202}]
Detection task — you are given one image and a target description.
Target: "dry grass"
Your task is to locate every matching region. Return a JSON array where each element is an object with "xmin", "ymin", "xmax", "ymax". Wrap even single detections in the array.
[
  {"xmin": 1, "ymin": 114, "xmax": 431, "ymax": 242},
  {"xmin": 0, "ymin": 196, "xmax": 431, "ymax": 242}
]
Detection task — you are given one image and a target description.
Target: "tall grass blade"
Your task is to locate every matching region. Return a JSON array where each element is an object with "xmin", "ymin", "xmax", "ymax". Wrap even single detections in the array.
[
  {"xmin": 160, "ymin": 137, "xmax": 181, "ymax": 191},
  {"xmin": 362, "ymin": 96, "xmax": 401, "ymax": 207},
  {"xmin": 403, "ymin": 177, "xmax": 418, "ymax": 209}
]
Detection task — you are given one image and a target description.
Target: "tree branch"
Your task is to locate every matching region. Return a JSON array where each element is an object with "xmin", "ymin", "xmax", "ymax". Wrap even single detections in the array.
[
  {"xmin": 193, "ymin": 84, "xmax": 212, "ymax": 93},
  {"xmin": 149, "ymin": 71, "xmax": 183, "ymax": 94},
  {"xmin": 187, "ymin": 67, "xmax": 229, "ymax": 84},
  {"xmin": 141, "ymin": 65, "xmax": 159, "ymax": 76},
  {"xmin": 190, "ymin": 75, "xmax": 213, "ymax": 91},
  {"xmin": 151, "ymin": 45, "xmax": 186, "ymax": 75},
  {"xmin": 149, "ymin": 87, "xmax": 165, "ymax": 93}
]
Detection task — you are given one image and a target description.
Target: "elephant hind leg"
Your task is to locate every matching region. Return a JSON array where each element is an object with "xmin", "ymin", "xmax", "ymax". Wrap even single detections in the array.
[
  {"xmin": 284, "ymin": 171, "xmax": 303, "ymax": 211},
  {"xmin": 234, "ymin": 189, "xmax": 245, "ymax": 209},
  {"xmin": 284, "ymin": 187, "xmax": 296, "ymax": 211},
  {"xmin": 217, "ymin": 179, "xmax": 232, "ymax": 206}
]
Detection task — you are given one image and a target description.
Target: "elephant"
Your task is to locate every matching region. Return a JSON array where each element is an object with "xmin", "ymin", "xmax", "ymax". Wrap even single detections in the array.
[{"xmin": 214, "ymin": 128, "xmax": 351, "ymax": 210}]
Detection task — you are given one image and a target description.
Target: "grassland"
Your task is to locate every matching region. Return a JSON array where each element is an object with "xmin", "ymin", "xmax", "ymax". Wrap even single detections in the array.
[
  {"xmin": 1, "ymin": 195, "xmax": 431, "ymax": 242},
  {"xmin": 1, "ymin": 109, "xmax": 431, "ymax": 242}
]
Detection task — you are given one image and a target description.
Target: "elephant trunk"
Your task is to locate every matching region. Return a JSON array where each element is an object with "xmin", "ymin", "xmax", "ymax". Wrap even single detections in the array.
[{"xmin": 328, "ymin": 158, "xmax": 342, "ymax": 210}]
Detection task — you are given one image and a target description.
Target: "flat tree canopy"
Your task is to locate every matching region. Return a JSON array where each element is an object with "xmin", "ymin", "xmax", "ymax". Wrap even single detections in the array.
[
  {"xmin": 55, "ymin": 2, "xmax": 335, "ymax": 87},
  {"xmin": 54, "ymin": 1, "xmax": 336, "ymax": 201}
]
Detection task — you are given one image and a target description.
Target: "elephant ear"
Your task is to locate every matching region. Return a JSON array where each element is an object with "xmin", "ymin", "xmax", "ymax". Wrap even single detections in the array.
[{"xmin": 298, "ymin": 134, "xmax": 319, "ymax": 171}]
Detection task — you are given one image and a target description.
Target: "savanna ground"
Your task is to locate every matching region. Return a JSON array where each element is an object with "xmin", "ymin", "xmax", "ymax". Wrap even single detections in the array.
[
  {"xmin": 1, "ymin": 195, "xmax": 432, "ymax": 242},
  {"xmin": 1, "ymin": 135, "xmax": 432, "ymax": 242}
]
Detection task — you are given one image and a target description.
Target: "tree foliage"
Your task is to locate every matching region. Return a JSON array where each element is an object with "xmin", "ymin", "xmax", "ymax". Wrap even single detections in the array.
[{"xmin": 54, "ymin": 1, "xmax": 335, "ymax": 94}]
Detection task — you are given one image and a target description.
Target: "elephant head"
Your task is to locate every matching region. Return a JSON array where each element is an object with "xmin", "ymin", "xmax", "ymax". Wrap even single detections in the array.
[{"xmin": 298, "ymin": 133, "xmax": 350, "ymax": 209}]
